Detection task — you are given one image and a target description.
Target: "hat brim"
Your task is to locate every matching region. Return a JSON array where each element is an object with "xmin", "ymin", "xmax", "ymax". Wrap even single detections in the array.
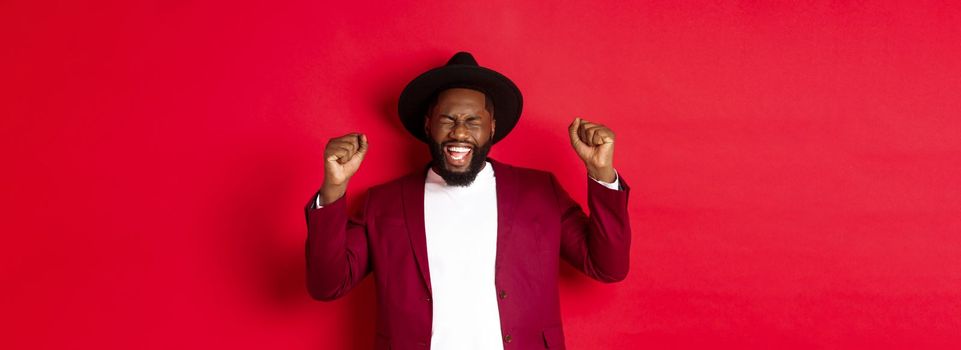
[{"xmin": 398, "ymin": 64, "xmax": 522, "ymax": 144}]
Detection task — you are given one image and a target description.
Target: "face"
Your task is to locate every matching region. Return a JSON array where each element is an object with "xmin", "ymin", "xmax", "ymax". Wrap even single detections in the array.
[{"xmin": 424, "ymin": 88, "xmax": 496, "ymax": 186}]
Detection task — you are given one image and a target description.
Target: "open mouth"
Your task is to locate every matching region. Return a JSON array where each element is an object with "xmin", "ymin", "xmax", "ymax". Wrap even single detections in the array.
[{"xmin": 443, "ymin": 144, "xmax": 473, "ymax": 169}]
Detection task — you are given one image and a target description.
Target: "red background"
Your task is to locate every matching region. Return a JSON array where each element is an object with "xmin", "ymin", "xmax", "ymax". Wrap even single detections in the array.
[{"xmin": 3, "ymin": 1, "xmax": 960, "ymax": 349}]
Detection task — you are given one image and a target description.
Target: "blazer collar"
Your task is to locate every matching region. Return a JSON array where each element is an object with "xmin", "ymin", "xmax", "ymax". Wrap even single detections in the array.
[{"xmin": 401, "ymin": 158, "xmax": 519, "ymax": 295}]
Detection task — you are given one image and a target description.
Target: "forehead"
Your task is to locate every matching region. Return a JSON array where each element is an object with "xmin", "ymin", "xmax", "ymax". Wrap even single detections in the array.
[{"xmin": 433, "ymin": 88, "xmax": 487, "ymax": 113}]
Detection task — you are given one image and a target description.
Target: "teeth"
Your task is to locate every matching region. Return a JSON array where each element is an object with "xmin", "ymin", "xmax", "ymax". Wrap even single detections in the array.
[{"xmin": 447, "ymin": 146, "xmax": 470, "ymax": 161}]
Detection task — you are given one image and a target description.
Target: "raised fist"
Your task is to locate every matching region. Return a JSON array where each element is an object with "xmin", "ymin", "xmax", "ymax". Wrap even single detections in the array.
[
  {"xmin": 320, "ymin": 133, "xmax": 368, "ymax": 203},
  {"xmin": 568, "ymin": 117, "xmax": 616, "ymax": 183}
]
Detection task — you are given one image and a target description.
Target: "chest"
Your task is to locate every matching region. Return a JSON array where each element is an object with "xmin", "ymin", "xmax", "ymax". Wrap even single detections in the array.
[{"xmin": 423, "ymin": 186, "xmax": 499, "ymax": 273}]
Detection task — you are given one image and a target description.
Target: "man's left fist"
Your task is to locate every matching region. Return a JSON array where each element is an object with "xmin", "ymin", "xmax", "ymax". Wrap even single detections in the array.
[{"xmin": 568, "ymin": 117, "xmax": 616, "ymax": 183}]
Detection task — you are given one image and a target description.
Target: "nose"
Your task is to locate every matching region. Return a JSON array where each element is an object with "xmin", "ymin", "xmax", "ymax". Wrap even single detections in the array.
[{"xmin": 448, "ymin": 122, "xmax": 470, "ymax": 141}]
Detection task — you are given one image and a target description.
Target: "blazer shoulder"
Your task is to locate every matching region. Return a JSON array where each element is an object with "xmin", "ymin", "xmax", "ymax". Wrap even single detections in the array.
[{"xmin": 492, "ymin": 160, "xmax": 557, "ymax": 188}]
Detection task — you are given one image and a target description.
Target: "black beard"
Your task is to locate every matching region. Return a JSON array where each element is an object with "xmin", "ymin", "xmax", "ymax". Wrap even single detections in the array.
[{"xmin": 428, "ymin": 139, "xmax": 492, "ymax": 187}]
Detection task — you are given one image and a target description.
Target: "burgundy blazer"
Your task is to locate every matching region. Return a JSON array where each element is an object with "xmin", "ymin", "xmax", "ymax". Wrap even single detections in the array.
[{"xmin": 305, "ymin": 159, "xmax": 631, "ymax": 350}]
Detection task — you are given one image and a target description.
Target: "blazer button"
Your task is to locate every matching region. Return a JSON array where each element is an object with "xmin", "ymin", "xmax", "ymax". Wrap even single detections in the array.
[
  {"xmin": 504, "ymin": 334, "xmax": 512, "ymax": 343},
  {"xmin": 499, "ymin": 290, "xmax": 507, "ymax": 299},
  {"xmin": 425, "ymin": 297, "xmax": 432, "ymax": 303}
]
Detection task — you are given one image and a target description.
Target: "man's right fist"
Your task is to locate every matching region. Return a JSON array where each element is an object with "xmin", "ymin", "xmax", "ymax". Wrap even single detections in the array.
[{"xmin": 320, "ymin": 133, "xmax": 368, "ymax": 204}]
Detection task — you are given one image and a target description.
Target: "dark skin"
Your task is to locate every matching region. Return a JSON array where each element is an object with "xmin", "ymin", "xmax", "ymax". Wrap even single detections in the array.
[
  {"xmin": 424, "ymin": 88, "xmax": 496, "ymax": 176},
  {"xmin": 319, "ymin": 88, "xmax": 616, "ymax": 203}
]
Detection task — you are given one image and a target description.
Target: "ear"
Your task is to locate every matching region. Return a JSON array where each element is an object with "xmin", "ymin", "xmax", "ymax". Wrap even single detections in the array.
[{"xmin": 423, "ymin": 114, "xmax": 430, "ymax": 135}]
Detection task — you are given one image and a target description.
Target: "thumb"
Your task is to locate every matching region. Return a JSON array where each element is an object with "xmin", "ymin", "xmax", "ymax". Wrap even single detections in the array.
[
  {"xmin": 568, "ymin": 117, "xmax": 583, "ymax": 144},
  {"xmin": 357, "ymin": 134, "xmax": 369, "ymax": 154}
]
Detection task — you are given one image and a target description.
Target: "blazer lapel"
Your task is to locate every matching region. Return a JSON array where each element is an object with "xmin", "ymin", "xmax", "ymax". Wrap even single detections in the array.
[
  {"xmin": 490, "ymin": 159, "xmax": 518, "ymax": 275},
  {"xmin": 401, "ymin": 160, "xmax": 519, "ymax": 294},
  {"xmin": 402, "ymin": 166, "xmax": 432, "ymax": 294}
]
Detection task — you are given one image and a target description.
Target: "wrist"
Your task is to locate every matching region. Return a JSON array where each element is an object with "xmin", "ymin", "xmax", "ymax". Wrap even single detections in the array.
[
  {"xmin": 319, "ymin": 182, "xmax": 347, "ymax": 205},
  {"xmin": 587, "ymin": 166, "xmax": 616, "ymax": 183}
]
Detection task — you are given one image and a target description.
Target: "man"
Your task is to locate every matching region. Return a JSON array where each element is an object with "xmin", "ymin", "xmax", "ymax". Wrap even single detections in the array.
[{"xmin": 306, "ymin": 52, "xmax": 631, "ymax": 350}]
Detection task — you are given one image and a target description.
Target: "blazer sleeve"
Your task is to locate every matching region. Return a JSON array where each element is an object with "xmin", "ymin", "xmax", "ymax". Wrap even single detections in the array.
[
  {"xmin": 552, "ymin": 174, "xmax": 632, "ymax": 283},
  {"xmin": 304, "ymin": 193, "xmax": 371, "ymax": 301}
]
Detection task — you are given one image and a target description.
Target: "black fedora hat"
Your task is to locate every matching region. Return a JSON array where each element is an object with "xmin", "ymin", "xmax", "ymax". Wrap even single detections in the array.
[{"xmin": 398, "ymin": 51, "xmax": 523, "ymax": 144}]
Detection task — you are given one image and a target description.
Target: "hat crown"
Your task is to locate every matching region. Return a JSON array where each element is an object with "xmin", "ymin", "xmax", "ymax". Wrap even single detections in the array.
[{"xmin": 446, "ymin": 51, "xmax": 478, "ymax": 66}]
